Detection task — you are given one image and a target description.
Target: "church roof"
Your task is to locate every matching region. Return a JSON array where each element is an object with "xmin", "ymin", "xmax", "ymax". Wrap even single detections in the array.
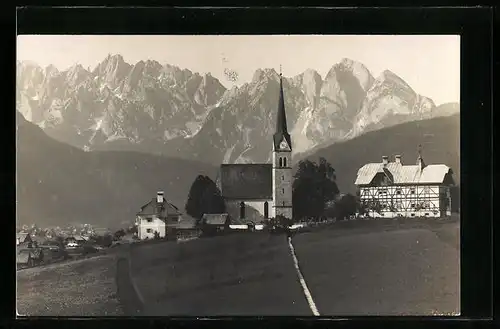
[
  {"xmin": 273, "ymin": 74, "xmax": 292, "ymax": 150},
  {"xmin": 219, "ymin": 164, "xmax": 273, "ymax": 200}
]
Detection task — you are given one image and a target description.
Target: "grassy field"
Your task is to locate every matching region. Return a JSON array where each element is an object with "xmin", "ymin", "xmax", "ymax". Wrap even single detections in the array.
[
  {"xmin": 292, "ymin": 218, "xmax": 460, "ymax": 315},
  {"xmin": 129, "ymin": 218, "xmax": 459, "ymax": 316},
  {"xmin": 16, "ymin": 217, "xmax": 460, "ymax": 317},
  {"xmin": 16, "ymin": 253, "xmax": 124, "ymax": 316},
  {"xmin": 130, "ymin": 233, "xmax": 312, "ymax": 316}
]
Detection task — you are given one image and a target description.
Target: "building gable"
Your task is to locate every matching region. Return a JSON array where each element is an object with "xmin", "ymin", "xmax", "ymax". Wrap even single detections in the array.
[
  {"xmin": 137, "ymin": 198, "xmax": 182, "ymax": 219},
  {"xmin": 356, "ymin": 162, "xmax": 453, "ymax": 186}
]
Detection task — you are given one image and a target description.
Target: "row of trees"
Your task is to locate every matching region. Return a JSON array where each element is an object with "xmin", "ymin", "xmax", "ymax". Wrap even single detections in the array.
[{"xmin": 293, "ymin": 158, "xmax": 358, "ymax": 221}]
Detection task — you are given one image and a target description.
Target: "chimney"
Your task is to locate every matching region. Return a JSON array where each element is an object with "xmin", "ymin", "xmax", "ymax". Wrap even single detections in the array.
[
  {"xmin": 395, "ymin": 155, "xmax": 401, "ymax": 164},
  {"xmin": 417, "ymin": 156, "xmax": 426, "ymax": 171},
  {"xmin": 157, "ymin": 191, "xmax": 164, "ymax": 204},
  {"xmin": 416, "ymin": 144, "xmax": 425, "ymax": 171},
  {"xmin": 382, "ymin": 156, "xmax": 389, "ymax": 166}
]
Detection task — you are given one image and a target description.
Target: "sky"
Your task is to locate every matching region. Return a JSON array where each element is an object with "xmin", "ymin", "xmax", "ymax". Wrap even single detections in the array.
[{"xmin": 17, "ymin": 35, "xmax": 460, "ymax": 105}]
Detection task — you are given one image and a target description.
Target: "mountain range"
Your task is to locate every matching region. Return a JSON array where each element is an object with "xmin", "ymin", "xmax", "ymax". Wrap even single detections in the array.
[
  {"xmin": 16, "ymin": 55, "xmax": 459, "ymax": 166},
  {"xmin": 16, "ymin": 109, "xmax": 459, "ymax": 229}
]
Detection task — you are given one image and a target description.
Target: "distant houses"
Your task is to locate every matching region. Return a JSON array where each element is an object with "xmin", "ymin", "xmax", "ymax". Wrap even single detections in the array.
[
  {"xmin": 355, "ymin": 153, "xmax": 455, "ymax": 218},
  {"xmin": 16, "ymin": 232, "xmax": 32, "ymax": 246}
]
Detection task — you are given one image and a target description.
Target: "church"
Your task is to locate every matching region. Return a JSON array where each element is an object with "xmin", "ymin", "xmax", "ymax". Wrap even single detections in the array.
[{"xmin": 217, "ymin": 72, "xmax": 293, "ymax": 221}]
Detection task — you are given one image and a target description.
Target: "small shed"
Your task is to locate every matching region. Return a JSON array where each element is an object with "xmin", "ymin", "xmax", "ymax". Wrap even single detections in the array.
[
  {"xmin": 201, "ymin": 213, "xmax": 230, "ymax": 234},
  {"xmin": 170, "ymin": 215, "xmax": 202, "ymax": 240}
]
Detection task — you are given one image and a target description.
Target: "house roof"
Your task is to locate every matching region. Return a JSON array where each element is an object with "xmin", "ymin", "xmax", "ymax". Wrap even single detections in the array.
[
  {"xmin": 67, "ymin": 235, "xmax": 87, "ymax": 241},
  {"xmin": 355, "ymin": 161, "xmax": 453, "ymax": 186},
  {"xmin": 137, "ymin": 198, "xmax": 182, "ymax": 218},
  {"xmin": 31, "ymin": 236, "xmax": 47, "ymax": 244},
  {"xmin": 171, "ymin": 215, "xmax": 198, "ymax": 229},
  {"xmin": 202, "ymin": 213, "xmax": 229, "ymax": 226},
  {"xmin": 16, "ymin": 233, "xmax": 30, "ymax": 241},
  {"xmin": 219, "ymin": 164, "xmax": 273, "ymax": 200}
]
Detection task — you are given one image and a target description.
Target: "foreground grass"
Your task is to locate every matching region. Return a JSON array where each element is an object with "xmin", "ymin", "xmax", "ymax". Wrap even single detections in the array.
[
  {"xmin": 292, "ymin": 219, "xmax": 460, "ymax": 315},
  {"xmin": 130, "ymin": 233, "xmax": 312, "ymax": 316},
  {"xmin": 17, "ymin": 253, "xmax": 123, "ymax": 316}
]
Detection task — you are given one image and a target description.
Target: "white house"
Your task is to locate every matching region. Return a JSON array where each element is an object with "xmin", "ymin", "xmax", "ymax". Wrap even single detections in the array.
[
  {"xmin": 355, "ymin": 154, "xmax": 455, "ymax": 218},
  {"xmin": 136, "ymin": 191, "xmax": 183, "ymax": 240}
]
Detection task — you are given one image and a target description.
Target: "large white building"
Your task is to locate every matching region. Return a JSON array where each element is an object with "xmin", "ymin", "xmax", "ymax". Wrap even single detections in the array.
[
  {"xmin": 217, "ymin": 73, "xmax": 293, "ymax": 221},
  {"xmin": 355, "ymin": 154, "xmax": 455, "ymax": 218}
]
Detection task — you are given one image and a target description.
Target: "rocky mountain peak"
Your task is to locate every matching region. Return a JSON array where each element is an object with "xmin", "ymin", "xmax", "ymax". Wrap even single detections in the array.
[
  {"xmin": 65, "ymin": 64, "xmax": 91, "ymax": 87},
  {"xmin": 252, "ymin": 68, "xmax": 280, "ymax": 84},
  {"xmin": 376, "ymin": 69, "xmax": 412, "ymax": 90},
  {"xmin": 92, "ymin": 54, "xmax": 131, "ymax": 87},
  {"xmin": 44, "ymin": 64, "xmax": 59, "ymax": 76},
  {"xmin": 16, "ymin": 55, "xmax": 459, "ymax": 167}
]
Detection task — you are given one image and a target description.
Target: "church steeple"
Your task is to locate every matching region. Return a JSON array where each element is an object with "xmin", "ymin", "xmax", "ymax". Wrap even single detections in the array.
[
  {"xmin": 273, "ymin": 70, "xmax": 292, "ymax": 151},
  {"xmin": 271, "ymin": 67, "xmax": 293, "ymax": 220}
]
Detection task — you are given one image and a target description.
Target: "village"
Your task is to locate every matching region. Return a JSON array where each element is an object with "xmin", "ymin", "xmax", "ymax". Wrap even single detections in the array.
[{"xmin": 16, "ymin": 73, "xmax": 457, "ymax": 271}]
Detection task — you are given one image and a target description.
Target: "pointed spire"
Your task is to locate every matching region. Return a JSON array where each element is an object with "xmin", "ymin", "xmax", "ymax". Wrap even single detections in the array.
[
  {"xmin": 273, "ymin": 66, "xmax": 292, "ymax": 151},
  {"xmin": 275, "ymin": 69, "xmax": 288, "ymax": 134}
]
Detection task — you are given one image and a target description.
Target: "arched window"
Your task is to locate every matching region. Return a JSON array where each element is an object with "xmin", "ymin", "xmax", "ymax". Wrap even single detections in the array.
[
  {"xmin": 282, "ymin": 188, "xmax": 285, "ymax": 194},
  {"xmin": 240, "ymin": 201, "xmax": 245, "ymax": 219},
  {"xmin": 264, "ymin": 201, "xmax": 269, "ymax": 219},
  {"xmin": 282, "ymin": 201, "xmax": 285, "ymax": 206},
  {"xmin": 279, "ymin": 157, "xmax": 283, "ymax": 167},
  {"xmin": 283, "ymin": 157, "xmax": 287, "ymax": 167}
]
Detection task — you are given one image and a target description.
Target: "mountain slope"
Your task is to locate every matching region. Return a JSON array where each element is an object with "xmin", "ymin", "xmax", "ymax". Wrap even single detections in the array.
[
  {"xmin": 17, "ymin": 56, "xmax": 459, "ymax": 166},
  {"xmin": 299, "ymin": 114, "xmax": 460, "ymax": 194},
  {"xmin": 16, "ymin": 111, "xmax": 217, "ymax": 229}
]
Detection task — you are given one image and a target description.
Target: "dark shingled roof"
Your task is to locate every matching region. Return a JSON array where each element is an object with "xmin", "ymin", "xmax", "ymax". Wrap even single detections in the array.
[
  {"xmin": 137, "ymin": 198, "xmax": 182, "ymax": 218},
  {"xmin": 220, "ymin": 164, "xmax": 272, "ymax": 200}
]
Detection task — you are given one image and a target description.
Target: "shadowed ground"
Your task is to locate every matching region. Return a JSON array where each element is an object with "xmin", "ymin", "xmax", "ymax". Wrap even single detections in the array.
[
  {"xmin": 292, "ymin": 220, "xmax": 460, "ymax": 315},
  {"xmin": 130, "ymin": 219, "xmax": 459, "ymax": 316},
  {"xmin": 129, "ymin": 233, "xmax": 312, "ymax": 316}
]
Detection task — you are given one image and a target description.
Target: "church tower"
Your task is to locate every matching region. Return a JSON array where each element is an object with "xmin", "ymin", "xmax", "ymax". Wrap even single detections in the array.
[{"xmin": 272, "ymin": 72, "xmax": 293, "ymax": 220}]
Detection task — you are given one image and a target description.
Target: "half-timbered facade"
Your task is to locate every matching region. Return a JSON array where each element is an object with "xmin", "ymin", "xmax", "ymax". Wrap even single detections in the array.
[{"xmin": 355, "ymin": 154, "xmax": 455, "ymax": 218}]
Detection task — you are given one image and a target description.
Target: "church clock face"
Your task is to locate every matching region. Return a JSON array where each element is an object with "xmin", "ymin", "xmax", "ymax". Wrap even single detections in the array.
[{"xmin": 279, "ymin": 139, "xmax": 289, "ymax": 150}]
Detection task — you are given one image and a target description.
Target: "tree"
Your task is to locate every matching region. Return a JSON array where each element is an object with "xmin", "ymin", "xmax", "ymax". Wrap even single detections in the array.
[
  {"xmin": 185, "ymin": 175, "xmax": 225, "ymax": 219},
  {"xmin": 113, "ymin": 229, "xmax": 126, "ymax": 241},
  {"xmin": 126, "ymin": 225, "xmax": 138, "ymax": 235},
  {"xmin": 293, "ymin": 158, "xmax": 340, "ymax": 220},
  {"xmin": 93, "ymin": 234, "xmax": 113, "ymax": 247},
  {"xmin": 200, "ymin": 178, "xmax": 226, "ymax": 215},
  {"xmin": 335, "ymin": 194, "xmax": 357, "ymax": 220}
]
